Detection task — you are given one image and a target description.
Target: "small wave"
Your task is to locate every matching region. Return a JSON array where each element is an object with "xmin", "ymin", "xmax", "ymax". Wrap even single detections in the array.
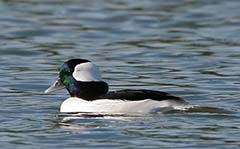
[
  {"xmin": 57, "ymin": 112, "xmax": 144, "ymax": 122},
  {"xmin": 164, "ymin": 105, "xmax": 233, "ymax": 114}
]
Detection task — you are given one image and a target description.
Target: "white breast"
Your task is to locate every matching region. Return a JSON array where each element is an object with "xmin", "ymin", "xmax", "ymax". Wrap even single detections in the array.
[{"xmin": 60, "ymin": 97, "xmax": 193, "ymax": 114}]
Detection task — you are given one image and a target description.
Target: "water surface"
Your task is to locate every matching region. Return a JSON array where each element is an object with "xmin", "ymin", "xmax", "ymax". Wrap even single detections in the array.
[{"xmin": 0, "ymin": 0, "xmax": 240, "ymax": 148}]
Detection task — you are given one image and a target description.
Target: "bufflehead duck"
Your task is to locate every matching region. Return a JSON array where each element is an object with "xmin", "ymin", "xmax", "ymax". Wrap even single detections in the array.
[{"xmin": 45, "ymin": 59, "xmax": 193, "ymax": 114}]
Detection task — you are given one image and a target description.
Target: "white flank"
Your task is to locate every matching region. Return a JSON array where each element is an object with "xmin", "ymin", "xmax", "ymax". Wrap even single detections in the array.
[
  {"xmin": 60, "ymin": 97, "xmax": 194, "ymax": 114},
  {"xmin": 72, "ymin": 62, "xmax": 102, "ymax": 81}
]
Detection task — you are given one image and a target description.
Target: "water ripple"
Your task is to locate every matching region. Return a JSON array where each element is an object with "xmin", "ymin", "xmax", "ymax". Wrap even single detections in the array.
[{"xmin": 0, "ymin": 0, "xmax": 240, "ymax": 149}]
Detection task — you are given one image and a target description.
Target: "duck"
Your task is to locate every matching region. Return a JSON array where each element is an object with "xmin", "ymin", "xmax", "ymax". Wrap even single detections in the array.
[{"xmin": 45, "ymin": 59, "xmax": 193, "ymax": 114}]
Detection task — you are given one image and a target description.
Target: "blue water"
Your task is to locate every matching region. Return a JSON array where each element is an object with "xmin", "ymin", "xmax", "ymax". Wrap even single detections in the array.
[{"xmin": 0, "ymin": 0, "xmax": 240, "ymax": 148}]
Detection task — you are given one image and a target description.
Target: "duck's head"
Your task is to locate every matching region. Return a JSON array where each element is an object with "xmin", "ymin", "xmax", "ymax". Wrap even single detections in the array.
[{"xmin": 45, "ymin": 59, "xmax": 109, "ymax": 100}]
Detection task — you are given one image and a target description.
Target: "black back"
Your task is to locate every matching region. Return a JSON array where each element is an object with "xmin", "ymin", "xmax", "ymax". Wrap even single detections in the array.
[{"xmin": 96, "ymin": 89, "xmax": 183, "ymax": 101}]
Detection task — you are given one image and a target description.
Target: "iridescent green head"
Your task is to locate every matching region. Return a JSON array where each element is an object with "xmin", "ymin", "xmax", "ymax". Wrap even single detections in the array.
[{"xmin": 45, "ymin": 59, "xmax": 108, "ymax": 100}]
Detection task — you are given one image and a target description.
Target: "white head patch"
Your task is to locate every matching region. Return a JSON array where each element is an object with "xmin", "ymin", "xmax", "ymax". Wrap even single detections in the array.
[{"xmin": 72, "ymin": 62, "xmax": 102, "ymax": 81}]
